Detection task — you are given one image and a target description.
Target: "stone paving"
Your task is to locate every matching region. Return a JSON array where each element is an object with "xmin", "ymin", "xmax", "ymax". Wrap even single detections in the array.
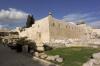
[{"xmin": 0, "ymin": 44, "xmax": 44, "ymax": 66}]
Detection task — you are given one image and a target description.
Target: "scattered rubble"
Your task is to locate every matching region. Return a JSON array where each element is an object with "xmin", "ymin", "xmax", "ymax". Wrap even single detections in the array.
[
  {"xmin": 83, "ymin": 52, "xmax": 100, "ymax": 66},
  {"xmin": 34, "ymin": 52, "xmax": 63, "ymax": 63},
  {"xmin": 39, "ymin": 53, "xmax": 48, "ymax": 59},
  {"xmin": 34, "ymin": 52, "xmax": 39, "ymax": 57},
  {"xmin": 46, "ymin": 56, "xmax": 55, "ymax": 61}
]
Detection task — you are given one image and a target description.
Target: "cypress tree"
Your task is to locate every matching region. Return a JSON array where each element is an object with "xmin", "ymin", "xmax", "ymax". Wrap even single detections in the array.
[{"xmin": 26, "ymin": 15, "xmax": 35, "ymax": 28}]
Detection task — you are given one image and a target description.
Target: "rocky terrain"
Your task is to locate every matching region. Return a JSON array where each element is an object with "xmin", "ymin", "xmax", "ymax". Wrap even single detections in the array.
[{"xmin": 83, "ymin": 52, "xmax": 100, "ymax": 66}]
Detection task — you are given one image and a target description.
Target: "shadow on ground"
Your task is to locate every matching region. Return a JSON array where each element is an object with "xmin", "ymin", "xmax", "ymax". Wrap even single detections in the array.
[{"xmin": 0, "ymin": 44, "xmax": 44, "ymax": 66}]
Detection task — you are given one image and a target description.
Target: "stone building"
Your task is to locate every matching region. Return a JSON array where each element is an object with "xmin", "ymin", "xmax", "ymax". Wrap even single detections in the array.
[{"xmin": 17, "ymin": 13, "xmax": 93, "ymax": 50}]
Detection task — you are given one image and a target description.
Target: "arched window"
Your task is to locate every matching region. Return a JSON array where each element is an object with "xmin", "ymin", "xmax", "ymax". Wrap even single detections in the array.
[
  {"xmin": 58, "ymin": 24, "xmax": 60, "ymax": 28},
  {"xmin": 72, "ymin": 27, "xmax": 73, "ymax": 30},
  {"xmin": 52, "ymin": 23, "xmax": 55, "ymax": 26},
  {"xmin": 69, "ymin": 25, "xmax": 70, "ymax": 29},
  {"xmin": 66, "ymin": 25, "xmax": 67, "ymax": 28},
  {"xmin": 39, "ymin": 33, "xmax": 41, "ymax": 38},
  {"xmin": 37, "ymin": 32, "xmax": 41, "ymax": 38},
  {"xmin": 38, "ymin": 25, "xmax": 39, "ymax": 28}
]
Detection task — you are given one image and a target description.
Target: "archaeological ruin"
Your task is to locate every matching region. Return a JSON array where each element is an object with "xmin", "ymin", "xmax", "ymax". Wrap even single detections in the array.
[
  {"xmin": 14, "ymin": 13, "xmax": 100, "ymax": 51},
  {"xmin": 0, "ymin": 13, "xmax": 100, "ymax": 52}
]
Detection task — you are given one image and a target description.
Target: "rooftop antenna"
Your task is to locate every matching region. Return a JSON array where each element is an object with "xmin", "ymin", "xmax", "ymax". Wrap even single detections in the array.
[
  {"xmin": 48, "ymin": 9, "xmax": 53, "ymax": 15},
  {"xmin": 49, "ymin": 11, "xmax": 52, "ymax": 15}
]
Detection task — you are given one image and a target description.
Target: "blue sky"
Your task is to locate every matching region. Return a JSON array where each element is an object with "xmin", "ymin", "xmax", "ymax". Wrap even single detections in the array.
[{"xmin": 0, "ymin": 0, "xmax": 100, "ymax": 28}]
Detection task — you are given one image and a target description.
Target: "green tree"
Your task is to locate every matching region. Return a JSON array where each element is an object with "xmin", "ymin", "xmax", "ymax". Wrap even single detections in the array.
[{"xmin": 26, "ymin": 15, "xmax": 35, "ymax": 28}]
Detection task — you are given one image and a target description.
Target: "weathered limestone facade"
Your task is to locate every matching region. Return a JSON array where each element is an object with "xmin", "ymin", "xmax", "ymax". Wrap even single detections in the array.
[
  {"xmin": 17, "ymin": 14, "xmax": 98, "ymax": 48},
  {"xmin": 92, "ymin": 29, "xmax": 100, "ymax": 37}
]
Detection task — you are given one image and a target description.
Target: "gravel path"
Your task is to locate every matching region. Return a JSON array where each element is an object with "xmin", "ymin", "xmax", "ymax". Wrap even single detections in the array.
[{"xmin": 0, "ymin": 44, "xmax": 44, "ymax": 66}]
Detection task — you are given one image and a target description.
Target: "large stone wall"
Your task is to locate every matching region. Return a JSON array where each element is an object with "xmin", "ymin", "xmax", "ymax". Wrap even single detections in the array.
[
  {"xmin": 17, "ymin": 14, "xmax": 95, "ymax": 48},
  {"xmin": 48, "ymin": 15, "xmax": 89, "ymax": 42}
]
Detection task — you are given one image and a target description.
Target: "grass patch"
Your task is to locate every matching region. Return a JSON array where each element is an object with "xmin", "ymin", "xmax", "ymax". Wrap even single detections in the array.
[{"xmin": 45, "ymin": 47, "xmax": 100, "ymax": 66}]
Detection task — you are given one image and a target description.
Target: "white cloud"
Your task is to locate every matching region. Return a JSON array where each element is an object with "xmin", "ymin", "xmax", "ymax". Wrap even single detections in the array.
[
  {"xmin": 0, "ymin": 24, "xmax": 8, "ymax": 28},
  {"xmin": 0, "ymin": 8, "xmax": 29, "ymax": 28},
  {"xmin": 63, "ymin": 13, "xmax": 89, "ymax": 22},
  {"xmin": 0, "ymin": 8, "xmax": 28, "ymax": 22},
  {"xmin": 0, "ymin": 25, "xmax": 3, "ymax": 28},
  {"xmin": 62, "ymin": 13, "xmax": 96, "ymax": 22},
  {"xmin": 62, "ymin": 13, "xmax": 100, "ymax": 28},
  {"xmin": 90, "ymin": 21, "xmax": 100, "ymax": 28}
]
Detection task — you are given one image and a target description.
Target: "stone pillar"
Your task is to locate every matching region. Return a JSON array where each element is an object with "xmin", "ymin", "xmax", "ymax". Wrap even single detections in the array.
[
  {"xmin": 36, "ymin": 42, "xmax": 44, "ymax": 52},
  {"xmin": 35, "ymin": 32, "xmax": 44, "ymax": 52}
]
